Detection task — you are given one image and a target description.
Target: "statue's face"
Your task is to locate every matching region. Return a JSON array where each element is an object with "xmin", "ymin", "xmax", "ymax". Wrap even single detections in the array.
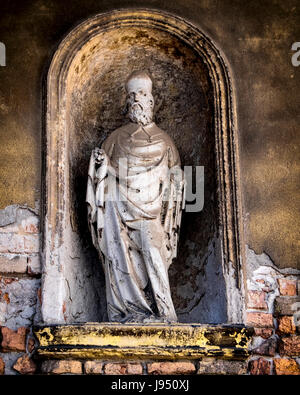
[{"xmin": 126, "ymin": 79, "xmax": 154, "ymax": 126}]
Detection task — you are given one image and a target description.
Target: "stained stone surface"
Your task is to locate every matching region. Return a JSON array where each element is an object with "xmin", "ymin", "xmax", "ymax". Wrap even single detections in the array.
[
  {"xmin": 0, "ymin": 277, "xmax": 41, "ymax": 329},
  {"xmin": 0, "ymin": 1, "xmax": 299, "ymax": 271},
  {"xmin": 65, "ymin": 27, "xmax": 225, "ymax": 323},
  {"xmin": 0, "ymin": 352, "xmax": 24, "ymax": 375}
]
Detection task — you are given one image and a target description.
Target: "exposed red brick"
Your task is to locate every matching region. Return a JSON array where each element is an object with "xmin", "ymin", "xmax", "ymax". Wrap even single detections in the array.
[
  {"xmin": 252, "ymin": 338, "xmax": 277, "ymax": 356},
  {"xmin": 275, "ymin": 296, "xmax": 300, "ymax": 316},
  {"xmin": 148, "ymin": 362, "xmax": 196, "ymax": 375},
  {"xmin": 104, "ymin": 363, "xmax": 143, "ymax": 375},
  {"xmin": 1, "ymin": 327, "xmax": 28, "ymax": 352},
  {"xmin": 0, "ymin": 357, "xmax": 4, "ymax": 375},
  {"xmin": 37, "ymin": 287, "xmax": 42, "ymax": 305},
  {"xmin": 246, "ymin": 312, "xmax": 273, "ymax": 328},
  {"xmin": 4, "ymin": 277, "xmax": 16, "ymax": 285},
  {"xmin": 278, "ymin": 278, "xmax": 297, "ymax": 296},
  {"xmin": 24, "ymin": 224, "xmax": 39, "ymax": 233},
  {"xmin": 279, "ymin": 336, "xmax": 300, "ymax": 356},
  {"xmin": 255, "ymin": 279, "xmax": 273, "ymax": 292},
  {"xmin": 249, "ymin": 358, "xmax": 271, "ymax": 375},
  {"xmin": 197, "ymin": 359, "xmax": 247, "ymax": 375},
  {"xmin": 254, "ymin": 328, "xmax": 273, "ymax": 339},
  {"xmin": 277, "ymin": 316, "xmax": 296, "ymax": 335},
  {"xmin": 247, "ymin": 291, "xmax": 268, "ymax": 310},
  {"xmin": 41, "ymin": 360, "xmax": 82, "ymax": 375},
  {"xmin": 127, "ymin": 364, "xmax": 143, "ymax": 375},
  {"xmin": 13, "ymin": 354, "xmax": 36, "ymax": 375},
  {"xmin": 22, "ymin": 217, "xmax": 39, "ymax": 234},
  {"xmin": 84, "ymin": 361, "xmax": 104, "ymax": 374},
  {"xmin": 274, "ymin": 358, "xmax": 300, "ymax": 375}
]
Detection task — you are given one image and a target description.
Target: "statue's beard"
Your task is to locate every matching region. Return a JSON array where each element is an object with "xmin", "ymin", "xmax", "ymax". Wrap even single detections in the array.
[{"xmin": 126, "ymin": 96, "xmax": 154, "ymax": 126}]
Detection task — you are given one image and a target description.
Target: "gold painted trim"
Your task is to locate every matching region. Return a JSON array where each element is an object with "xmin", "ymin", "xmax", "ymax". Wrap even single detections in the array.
[{"xmin": 33, "ymin": 323, "xmax": 253, "ymax": 361}]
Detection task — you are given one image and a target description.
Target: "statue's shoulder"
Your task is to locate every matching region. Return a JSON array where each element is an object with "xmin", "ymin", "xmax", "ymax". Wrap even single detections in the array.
[
  {"xmin": 105, "ymin": 123, "xmax": 136, "ymax": 141},
  {"xmin": 151, "ymin": 124, "xmax": 180, "ymax": 166},
  {"xmin": 101, "ymin": 123, "xmax": 133, "ymax": 148},
  {"xmin": 151, "ymin": 124, "xmax": 176, "ymax": 147},
  {"xmin": 114, "ymin": 122, "xmax": 137, "ymax": 135}
]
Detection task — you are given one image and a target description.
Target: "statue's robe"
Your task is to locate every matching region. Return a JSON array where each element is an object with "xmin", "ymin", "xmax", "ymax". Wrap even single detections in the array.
[{"xmin": 86, "ymin": 121, "xmax": 184, "ymax": 322}]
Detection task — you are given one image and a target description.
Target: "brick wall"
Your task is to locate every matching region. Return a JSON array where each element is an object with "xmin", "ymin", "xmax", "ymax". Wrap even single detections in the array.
[
  {"xmin": 246, "ymin": 265, "xmax": 300, "ymax": 375},
  {"xmin": 0, "ymin": 206, "xmax": 299, "ymax": 375},
  {"xmin": 0, "ymin": 205, "xmax": 41, "ymax": 375}
]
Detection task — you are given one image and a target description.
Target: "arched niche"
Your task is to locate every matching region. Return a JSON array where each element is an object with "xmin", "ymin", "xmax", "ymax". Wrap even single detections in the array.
[{"xmin": 41, "ymin": 9, "xmax": 245, "ymax": 325}]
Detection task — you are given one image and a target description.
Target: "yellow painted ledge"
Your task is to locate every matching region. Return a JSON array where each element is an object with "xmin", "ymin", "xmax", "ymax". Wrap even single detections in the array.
[{"xmin": 33, "ymin": 323, "xmax": 253, "ymax": 361}]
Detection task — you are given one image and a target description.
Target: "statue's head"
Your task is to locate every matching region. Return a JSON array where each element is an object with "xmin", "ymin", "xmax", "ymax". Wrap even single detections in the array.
[{"xmin": 125, "ymin": 71, "xmax": 154, "ymax": 126}]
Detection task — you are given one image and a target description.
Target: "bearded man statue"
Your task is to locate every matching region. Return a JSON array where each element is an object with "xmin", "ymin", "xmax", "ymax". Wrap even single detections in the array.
[{"xmin": 86, "ymin": 71, "xmax": 185, "ymax": 323}]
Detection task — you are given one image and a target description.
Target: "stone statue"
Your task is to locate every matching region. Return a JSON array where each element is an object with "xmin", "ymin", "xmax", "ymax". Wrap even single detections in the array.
[{"xmin": 86, "ymin": 71, "xmax": 185, "ymax": 323}]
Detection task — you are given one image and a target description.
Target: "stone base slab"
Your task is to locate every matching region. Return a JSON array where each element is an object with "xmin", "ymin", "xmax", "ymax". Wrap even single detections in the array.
[{"xmin": 33, "ymin": 323, "xmax": 253, "ymax": 361}]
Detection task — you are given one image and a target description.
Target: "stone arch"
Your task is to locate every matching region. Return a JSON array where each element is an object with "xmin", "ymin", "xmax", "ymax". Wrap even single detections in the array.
[{"xmin": 41, "ymin": 9, "xmax": 245, "ymax": 324}]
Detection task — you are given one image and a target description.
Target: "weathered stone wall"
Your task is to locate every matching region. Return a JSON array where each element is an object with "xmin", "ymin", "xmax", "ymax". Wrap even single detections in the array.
[
  {"xmin": 0, "ymin": 212, "xmax": 299, "ymax": 374},
  {"xmin": 245, "ymin": 246, "xmax": 300, "ymax": 375},
  {"xmin": 0, "ymin": 0, "xmax": 299, "ymax": 375},
  {"xmin": 0, "ymin": 0, "xmax": 299, "ymax": 270},
  {"xmin": 0, "ymin": 205, "xmax": 41, "ymax": 374}
]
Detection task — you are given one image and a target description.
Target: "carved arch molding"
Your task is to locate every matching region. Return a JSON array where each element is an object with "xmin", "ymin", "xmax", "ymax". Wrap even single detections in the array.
[{"xmin": 41, "ymin": 9, "xmax": 245, "ymax": 326}]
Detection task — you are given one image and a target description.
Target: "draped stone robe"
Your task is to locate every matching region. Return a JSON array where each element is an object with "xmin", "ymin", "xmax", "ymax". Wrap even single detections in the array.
[{"xmin": 86, "ymin": 121, "xmax": 185, "ymax": 323}]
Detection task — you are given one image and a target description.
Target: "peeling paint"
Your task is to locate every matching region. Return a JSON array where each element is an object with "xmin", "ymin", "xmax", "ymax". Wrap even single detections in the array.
[{"xmin": 33, "ymin": 323, "xmax": 252, "ymax": 361}]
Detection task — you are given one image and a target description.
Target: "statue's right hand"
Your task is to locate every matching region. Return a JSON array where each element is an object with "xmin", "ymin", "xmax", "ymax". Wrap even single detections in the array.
[{"xmin": 93, "ymin": 148, "xmax": 106, "ymax": 164}]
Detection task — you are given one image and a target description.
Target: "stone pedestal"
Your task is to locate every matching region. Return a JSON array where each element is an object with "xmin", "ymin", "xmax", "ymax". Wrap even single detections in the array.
[{"xmin": 33, "ymin": 323, "xmax": 253, "ymax": 361}]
